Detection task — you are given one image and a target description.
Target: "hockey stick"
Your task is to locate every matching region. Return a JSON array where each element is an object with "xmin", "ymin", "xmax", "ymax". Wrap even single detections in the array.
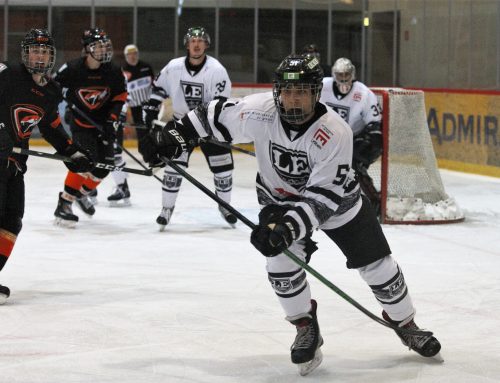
[
  {"xmin": 159, "ymin": 154, "xmax": 431, "ymax": 337},
  {"xmin": 65, "ymin": 100, "xmax": 164, "ymax": 183},
  {"xmin": 12, "ymin": 147, "xmax": 153, "ymax": 176}
]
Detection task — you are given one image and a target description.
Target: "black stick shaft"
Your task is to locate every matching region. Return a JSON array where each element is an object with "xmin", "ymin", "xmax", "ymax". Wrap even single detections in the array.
[{"xmin": 160, "ymin": 156, "xmax": 431, "ymax": 337}]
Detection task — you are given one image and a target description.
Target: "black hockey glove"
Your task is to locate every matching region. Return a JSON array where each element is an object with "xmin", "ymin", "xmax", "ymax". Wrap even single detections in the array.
[
  {"xmin": 142, "ymin": 99, "xmax": 162, "ymax": 128},
  {"xmin": 138, "ymin": 134, "xmax": 161, "ymax": 166},
  {"xmin": 63, "ymin": 143, "xmax": 95, "ymax": 173},
  {"xmin": 103, "ymin": 118, "xmax": 122, "ymax": 143},
  {"xmin": 353, "ymin": 122, "xmax": 383, "ymax": 167},
  {"xmin": 150, "ymin": 120, "xmax": 189, "ymax": 160},
  {"xmin": 251, "ymin": 206, "xmax": 298, "ymax": 257}
]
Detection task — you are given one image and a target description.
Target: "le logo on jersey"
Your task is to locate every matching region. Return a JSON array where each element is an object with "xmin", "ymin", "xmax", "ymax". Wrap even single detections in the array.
[
  {"xmin": 77, "ymin": 87, "xmax": 111, "ymax": 110},
  {"xmin": 12, "ymin": 104, "xmax": 45, "ymax": 139},
  {"xmin": 326, "ymin": 102, "xmax": 350, "ymax": 123},
  {"xmin": 270, "ymin": 143, "xmax": 310, "ymax": 191},
  {"xmin": 181, "ymin": 80, "xmax": 204, "ymax": 110}
]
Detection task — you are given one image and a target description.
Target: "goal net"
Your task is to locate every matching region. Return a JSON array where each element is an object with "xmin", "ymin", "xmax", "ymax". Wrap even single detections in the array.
[{"xmin": 370, "ymin": 88, "xmax": 464, "ymax": 224}]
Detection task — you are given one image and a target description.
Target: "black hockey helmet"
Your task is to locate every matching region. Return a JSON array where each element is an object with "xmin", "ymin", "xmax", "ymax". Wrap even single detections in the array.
[
  {"xmin": 273, "ymin": 54, "xmax": 324, "ymax": 124},
  {"xmin": 81, "ymin": 27, "xmax": 113, "ymax": 63},
  {"xmin": 21, "ymin": 28, "xmax": 56, "ymax": 75},
  {"xmin": 183, "ymin": 26, "xmax": 211, "ymax": 48},
  {"xmin": 301, "ymin": 43, "xmax": 321, "ymax": 61}
]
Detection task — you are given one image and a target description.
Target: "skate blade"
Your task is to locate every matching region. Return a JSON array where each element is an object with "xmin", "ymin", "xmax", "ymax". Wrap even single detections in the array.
[
  {"xmin": 430, "ymin": 352, "xmax": 444, "ymax": 363},
  {"xmin": 0, "ymin": 294, "xmax": 8, "ymax": 305},
  {"xmin": 108, "ymin": 199, "xmax": 131, "ymax": 207},
  {"xmin": 158, "ymin": 224, "xmax": 167, "ymax": 232},
  {"xmin": 89, "ymin": 198, "xmax": 98, "ymax": 205},
  {"xmin": 54, "ymin": 218, "xmax": 77, "ymax": 228},
  {"xmin": 297, "ymin": 348, "xmax": 323, "ymax": 376}
]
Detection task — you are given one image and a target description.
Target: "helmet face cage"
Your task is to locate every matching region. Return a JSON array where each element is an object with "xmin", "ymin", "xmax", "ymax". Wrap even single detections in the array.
[
  {"xmin": 273, "ymin": 54, "xmax": 324, "ymax": 125},
  {"xmin": 183, "ymin": 27, "xmax": 211, "ymax": 48},
  {"xmin": 332, "ymin": 57, "xmax": 356, "ymax": 94},
  {"xmin": 82, "ymin": 28, "xmax": 113, "ymax": 63},
  {"xmin": 21, "ymin": 28, "xmax": 56, "ymax": 75}
]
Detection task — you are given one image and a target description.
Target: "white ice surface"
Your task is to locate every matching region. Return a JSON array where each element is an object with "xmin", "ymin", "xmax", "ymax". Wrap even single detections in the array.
[{"xmin": 1, "ymin": 149, "xmax": 499, "ymax": 383}]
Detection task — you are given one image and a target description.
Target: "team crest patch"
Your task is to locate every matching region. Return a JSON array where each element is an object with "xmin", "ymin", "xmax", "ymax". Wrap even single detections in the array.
[
  {"xmin": 181, "ymin": 80, "xmax": 204, "ymax": 110},
  {"xmin": 12, "ymin": 104, "xmax": 45, "ymax": 139},
  {"xmin": 269, "ymin": 143, "xmax": 310, "ymax": 191},
  {"xmin": 77, "ymin": 87, "xmax": 111, "ymax": 110},
  {"xmin": 0, "ymin": 63, "xmax": 7, "ymax": 73},
  {"xmin": 353, "ymin": 92, "xmax": 362, "ymax": 101}
]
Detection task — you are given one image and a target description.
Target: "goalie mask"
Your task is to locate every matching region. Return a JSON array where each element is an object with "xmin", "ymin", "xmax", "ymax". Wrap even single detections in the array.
[
  {"xmin": 82, "ymin": 27, "xmax": 113, "ymax": 63},
  {"xmin": 332, "ymin": 57, "xmax": 356, "ymax": 95},
  {"xmin": 21, "ymin": 28, "xmax": 56, "ymax": 75},
  {"xmin": 273, "ymin": 54, "xmax": 324, "ymax": 125}
]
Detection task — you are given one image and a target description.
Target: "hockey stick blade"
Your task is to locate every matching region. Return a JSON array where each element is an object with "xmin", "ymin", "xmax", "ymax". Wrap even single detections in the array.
[
  {"xmin": 13, "ymin": 148, "xmax": 153, "ymax": 176},
  {"xmin": 158, "ymin": 155, "xmax": 431, "ymax": 337}
]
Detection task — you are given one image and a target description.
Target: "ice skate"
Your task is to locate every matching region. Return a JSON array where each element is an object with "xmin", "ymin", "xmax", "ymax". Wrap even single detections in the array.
[
  {"xmin": 54, "ymin": 192, "xmax": 79, "ymax": 228},
  {"xmin": 382, "ymin": 311, "xmax": 443, "ymax": 362},
  {"xmin": 76, "ymin": 194, "xmax": 95, "ymax": 217},
  {"xmin": 218, "ymin": 205, "xmax": 237, "ymax": 228},
  {"xmin": 107, "ymin": 179, "xmax": 131, "ymax": 207},
  {"xmin": 88, "ymin": 188, "xmax": 98, "ymax": 205},
  {"xmin": 0, "ymin": 284, "xmax": 10, "ymax": 305},
  {"xmin": 156, "ymin": 207, "xmax": 174, "ymax": 231},
  {"xmin": 287, "ymin": 299, "xmax": 324, "ymax": 376}
]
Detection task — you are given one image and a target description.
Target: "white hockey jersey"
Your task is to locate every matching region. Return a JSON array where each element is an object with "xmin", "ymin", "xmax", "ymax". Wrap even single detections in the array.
[
  {"xmin": 320, "ymin": 78, "xmax": 381, "ymax": 136},
  {"xmin": 183, "ymin": 92, "xmax": 362, "ymax": 237},
  {"xmin": 151, "ymin": 55, "xmax": 231, "ymax": 119}
]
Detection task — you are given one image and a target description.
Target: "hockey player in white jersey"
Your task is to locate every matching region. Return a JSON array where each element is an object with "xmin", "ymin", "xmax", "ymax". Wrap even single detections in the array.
[
  {"xmin": 320, "ymin": 57, "xmax": 383, "ymax": 215},
  {"xmin": 140, "ymin": 54, "xmax": 442, "ymax": 375},
  {"xmin": 140, "ymin": 26, "xmax": 236, "ymax": 230}
]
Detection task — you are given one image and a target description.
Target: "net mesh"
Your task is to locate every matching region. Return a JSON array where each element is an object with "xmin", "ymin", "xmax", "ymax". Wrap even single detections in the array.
[{"xmin": 370, "ymin": 88, "xmax": 464, "ymax": 223}]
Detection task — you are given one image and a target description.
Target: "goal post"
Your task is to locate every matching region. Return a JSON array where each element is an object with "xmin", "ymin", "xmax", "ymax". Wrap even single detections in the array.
[{"xmin": 370, "ymin": 88, "xmax": 464, "ymax": 224}]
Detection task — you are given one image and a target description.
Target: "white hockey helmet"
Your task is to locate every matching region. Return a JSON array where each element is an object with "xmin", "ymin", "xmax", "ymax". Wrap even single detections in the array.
[{"xmin": 332, "ymin": 57, "xmax": 356, "ymax": 95}]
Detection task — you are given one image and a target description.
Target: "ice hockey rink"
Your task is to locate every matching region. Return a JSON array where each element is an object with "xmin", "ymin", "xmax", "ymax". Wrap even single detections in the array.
[{"xmin": 1, "ymin": 148, "xmax": 499, "ymax": 383}]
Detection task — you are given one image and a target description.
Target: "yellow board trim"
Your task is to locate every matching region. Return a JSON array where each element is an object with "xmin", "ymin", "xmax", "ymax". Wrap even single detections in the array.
[{"xmin": 437, "ymin": 159, "xmax": 500, "ymax": 178}]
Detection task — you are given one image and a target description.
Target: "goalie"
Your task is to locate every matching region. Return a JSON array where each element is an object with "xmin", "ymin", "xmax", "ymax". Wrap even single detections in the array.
[{"xmin": 320, "ymin": 57, "xmax": 382, "ymax": 216}]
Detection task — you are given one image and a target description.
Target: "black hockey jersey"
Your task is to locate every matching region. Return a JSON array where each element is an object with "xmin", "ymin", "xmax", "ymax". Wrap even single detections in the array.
[
  {"xmin": 0, "ymin": 62, "xmax": 73, "ymax": 170},
  {"xmin": 122, "ymin": 60, "xmax": 154, "ymax": 107},
  {"xmin": 54, "ymin": 57, "xmax": 127, "ymax": 128}
]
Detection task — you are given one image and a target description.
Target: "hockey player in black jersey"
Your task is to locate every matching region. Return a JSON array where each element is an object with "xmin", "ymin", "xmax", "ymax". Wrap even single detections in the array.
[
  {"xmin": 141, "ymin": 54, "xmax": 442, "ymax": 375},
  {"xmin": 52, "ymin": 27, "xmax": 127, "ymax": 226},
  {"xmin": 107, "ymin": 44, "xmax": 154, "ymax": 206},
  {"xmin": 0, "ymin": 29, "xmax": 94, "ymax": 303}
]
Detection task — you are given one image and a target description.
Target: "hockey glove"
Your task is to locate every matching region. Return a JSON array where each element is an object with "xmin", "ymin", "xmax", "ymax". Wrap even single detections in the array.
[
  {"xmin": 103, "ymin": 118, "xmax": 122, "ymax": 143},
  {"xmin": 150, "ymin": 120, "xmax": 189, "ymax": 160},
  {"xmin": 251, "ymin": 209, "xmax": 297, "ymax": 257},
  {"xmin": 353, "ymin": 122, "xmax": 383, "ymax": 167},
  {"xmin": 138, "ymin": 134, "xmax": 161, "ymax": 166},
  {"xmin": 142, "ymin": 99, "xmax": 162, "ymax": 128},
  {"xmin": 63, "ymin": 143, "xmax": 95, "ymax": 173}
]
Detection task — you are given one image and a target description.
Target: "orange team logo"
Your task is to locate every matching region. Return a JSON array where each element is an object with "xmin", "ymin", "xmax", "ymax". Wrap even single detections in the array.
[
  {"xmin": 77, "ymin": 87, "xmax": 111, "ymax": 110},
  {"xmin": 11, "ymin": 104, "xmax": 45, "ymax": 139}
]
